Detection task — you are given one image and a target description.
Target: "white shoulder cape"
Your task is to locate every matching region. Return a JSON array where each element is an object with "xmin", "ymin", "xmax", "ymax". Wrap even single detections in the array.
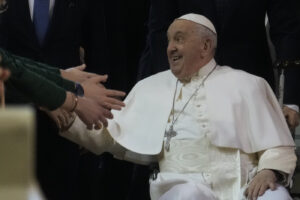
[{"xmin": 108, "ymin": 66, "xmax": 295, "ymax": 155}]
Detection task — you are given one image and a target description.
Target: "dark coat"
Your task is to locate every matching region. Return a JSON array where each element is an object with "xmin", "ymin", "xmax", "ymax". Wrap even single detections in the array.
[{"xmin": 0, "ymin": 1, "xmax": 91, "ymax": 199}]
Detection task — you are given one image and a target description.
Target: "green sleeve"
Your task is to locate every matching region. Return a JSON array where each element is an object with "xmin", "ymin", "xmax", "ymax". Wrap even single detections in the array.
[
  {"xmin": 12, "ymin": 53, "xmax": 60, "ymax": 74},
  {"xmin": 0, "ymin": 48, "xmax": 76, "ymax": 92},
  {"xmin": 6, "ymin": 68, "xmax": 67, "ymax": 110},
  {"xmin": 0, "ymin": 48, "xmax": 72, "ymax": 110}
]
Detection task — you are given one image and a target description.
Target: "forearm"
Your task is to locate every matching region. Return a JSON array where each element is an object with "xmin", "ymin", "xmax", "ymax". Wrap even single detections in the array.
[
  {"xmin": 11, "ymin": 53, "xmax": 76, "ymax": 92},
  {"xmin": 12, "ymin": 53, "xmax": 60, "ymax": 74},
  {"xmin": 61, "ymin": 117, "xmax": 157, "ymax": 165},
  {"xmin": 61, "ymin": 116, "xmax": 126, "ymax": 157},
  {"xmin": 7, "ymin": 63, "xmax": 68, "ymax": 110},
  {"xmin": 0, "ymin": 48, "xmax": 76, "ymax": 92}
]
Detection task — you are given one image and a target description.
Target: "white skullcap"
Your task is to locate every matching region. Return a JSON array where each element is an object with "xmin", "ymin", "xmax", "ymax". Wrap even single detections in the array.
[{"xmin": 177, "ymin": 13, "xmax": 216, "ymax": 34}]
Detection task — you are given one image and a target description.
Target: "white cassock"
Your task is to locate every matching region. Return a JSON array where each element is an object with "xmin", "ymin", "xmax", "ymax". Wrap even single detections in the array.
[{"xmin": 61, "ymin": 59, "xmax": 296, "ymax": 200}]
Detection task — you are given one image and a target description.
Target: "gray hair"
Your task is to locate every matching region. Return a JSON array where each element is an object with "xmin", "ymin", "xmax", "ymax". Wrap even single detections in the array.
[{"xmin": 196, "ymin": 24, "xmax": 217, "ymax": 53}]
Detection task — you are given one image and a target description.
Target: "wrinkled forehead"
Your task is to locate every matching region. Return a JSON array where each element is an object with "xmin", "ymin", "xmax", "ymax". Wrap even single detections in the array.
[{"xmin": 167, "ymin": 19, "xmax": 198, "ymax": 37}]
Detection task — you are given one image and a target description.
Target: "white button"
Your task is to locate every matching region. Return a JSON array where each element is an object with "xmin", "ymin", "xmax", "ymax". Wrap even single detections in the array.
[{"xmin": 203, "ymin": 173, "xmax": 211, "ymax": 178}]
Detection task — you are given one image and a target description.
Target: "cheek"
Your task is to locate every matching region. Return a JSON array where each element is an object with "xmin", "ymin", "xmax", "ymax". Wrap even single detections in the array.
[{"xmin": 188, "ymin": 50, "xmax": 203, "ymax": 64}]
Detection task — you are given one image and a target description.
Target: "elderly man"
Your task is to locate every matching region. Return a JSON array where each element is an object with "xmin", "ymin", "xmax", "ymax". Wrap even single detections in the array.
[{"xmin": 61, "ymin": 14, "xmax": 296, "ymax": 200}]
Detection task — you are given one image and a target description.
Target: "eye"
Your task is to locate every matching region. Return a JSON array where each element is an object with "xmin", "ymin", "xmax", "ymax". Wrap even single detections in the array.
[{"xmin": 175, "ymin": 36, "xmax": 184, "ymax": 43}]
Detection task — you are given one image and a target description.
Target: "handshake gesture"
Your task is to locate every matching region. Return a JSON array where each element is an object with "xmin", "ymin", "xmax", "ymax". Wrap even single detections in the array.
[{"xmin": 48, "ymin": 65, "xmax": 126, "ymax": 130}]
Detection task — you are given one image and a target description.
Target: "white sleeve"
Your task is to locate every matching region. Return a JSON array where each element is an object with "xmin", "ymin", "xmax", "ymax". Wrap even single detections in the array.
[
  {"xmin": 60, "ymin": 117, "xmax": 157, "ymax": 165},
  {"xmin": 60, "ymin": 116, "xmax": 126, "ymax": 157},
  {"xmin": 257, "ymin": 146, "xmax": 297, "ymax": 186}
]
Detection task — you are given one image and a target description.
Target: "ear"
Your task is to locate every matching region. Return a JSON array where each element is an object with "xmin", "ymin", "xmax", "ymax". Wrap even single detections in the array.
[
  {"xmin": 203, "ymin": 38, "xmax": 212, "ymax": 51},
  {"xmin": 200, "ymin": 38, "xmax": 213, "ymax": 57}
]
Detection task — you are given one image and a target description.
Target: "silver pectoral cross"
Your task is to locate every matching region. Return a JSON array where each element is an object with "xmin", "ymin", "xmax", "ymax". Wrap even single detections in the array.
[{"xmin": 164, "ymin": 125, "xmax": 177, "ymax": 151}]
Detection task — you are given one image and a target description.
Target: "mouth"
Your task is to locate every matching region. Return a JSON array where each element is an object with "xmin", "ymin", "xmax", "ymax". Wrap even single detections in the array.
[{"xmin": 170, "ymin": 55, "xmax": 182, "ymax": 63}]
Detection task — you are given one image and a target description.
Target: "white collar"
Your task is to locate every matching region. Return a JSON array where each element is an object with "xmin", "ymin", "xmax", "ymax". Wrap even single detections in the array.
[{"xmin": 192, "ymin": 59, "xmax": 216, "ymax": 80}]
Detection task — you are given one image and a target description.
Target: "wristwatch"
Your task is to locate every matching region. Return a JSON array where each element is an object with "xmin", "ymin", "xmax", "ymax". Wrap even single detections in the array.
[{"xmin": 74, "ymin": 82, "xmax": 84, "ymax": 97}]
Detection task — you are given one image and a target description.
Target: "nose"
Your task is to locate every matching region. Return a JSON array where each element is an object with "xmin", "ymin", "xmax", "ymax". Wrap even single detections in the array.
[{"xmin": 167, "ymin": 41, "xmax": 177, "ymax": 55}]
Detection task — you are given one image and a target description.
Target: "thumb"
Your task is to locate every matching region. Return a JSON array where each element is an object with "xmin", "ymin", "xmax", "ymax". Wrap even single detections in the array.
[
  {"xmin": 75, "ymin": 64, "xmax": 86, "ymax": 71},
  {"xmin": 269, "ymin": 182, "xmax": 276, "ymax": 191},
  {"xmin": 90, "ymin": 75, "xmax": 108, "ymax": 83}
]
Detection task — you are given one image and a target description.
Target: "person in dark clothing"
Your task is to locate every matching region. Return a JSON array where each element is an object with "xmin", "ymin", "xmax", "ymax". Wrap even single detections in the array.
[
  {"xmin": 0, "ymin": 1, "xmax": 109, "ymax": 199},
  {"xmin": 139, "ymin": 0, "xmax": 300, "ymax": 129}
]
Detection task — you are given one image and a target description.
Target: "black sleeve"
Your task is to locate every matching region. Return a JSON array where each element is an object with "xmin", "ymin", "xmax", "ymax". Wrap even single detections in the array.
[{"xmin": 268, "ymin": 0, "xmax": 300, "ymax": 105}]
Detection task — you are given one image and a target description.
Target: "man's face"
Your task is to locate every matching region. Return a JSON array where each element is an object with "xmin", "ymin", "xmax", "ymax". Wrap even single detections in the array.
[{"xmin": 167, "ymin": 20, "xmax": 205, "ymax": 80}]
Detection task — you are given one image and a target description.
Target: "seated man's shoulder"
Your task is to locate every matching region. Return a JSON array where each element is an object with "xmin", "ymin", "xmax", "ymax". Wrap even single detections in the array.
[
  {"xmin": 137, "ymin": 70, "xmax": 173, "ymax": 86},
  {"xmin": 218, "ymin": 66, "xmax": 265, "ymax": 84},
  {"xmin": 215, "ymin": 66, "xmax": 268, "ymax": 92}
]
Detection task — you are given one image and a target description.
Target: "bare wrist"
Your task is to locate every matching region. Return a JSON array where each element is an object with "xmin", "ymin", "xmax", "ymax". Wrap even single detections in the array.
[
  {"xmin": 70, "ymin": 94, "xmax": 78, "ymax": 112},
  {"xmin": 60, "ymin": 69, "xmax": 64, "ymax": 76},
  {"xmin": 62, "ymin": 92, "xmax": 76, "ymax": 111}
]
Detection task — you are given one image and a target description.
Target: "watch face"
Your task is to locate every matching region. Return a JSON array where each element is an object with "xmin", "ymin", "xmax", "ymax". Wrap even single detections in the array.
[{"xmin": 75, "ymin": 83, "xmax": 84, "ymax": 97}]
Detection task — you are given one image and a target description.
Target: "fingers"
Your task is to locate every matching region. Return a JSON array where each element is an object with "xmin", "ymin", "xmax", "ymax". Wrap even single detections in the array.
[
  {"xmin": 105, "ymin": 103, "xmax": 122, "ymax": 111},
  {"xmin": 269, "ymin": 182, "xmax": 277, "ymax": 190},
  {"xmin": 75, "ymin": 64, "xmax": 86, "ymax": 71},
  {"xmin": 54, "ymin": 109, "xmax": 73, "ymax": 130},
  {"xmin": 253, "ymin": 183, "xmax": 262, "ymax": 200},
  {"xmin": 84, "ymin": 72, "xmax": 99, "ymax": 79},
  {"xmin": 258, "ymin": 183, "xmax": 268, "ymax": 196},
  {"xmin": 245, "ymin": 169, "xmax": 277, "ymax": 200},
  {"xmin": 247, "ymin": 183, "xmax": 262, "ymax": 200},
  {"xmin": 89, "ymin": 75, "xmax": 108, "ymax": 83},
  {"xmin": 53, "ymin": 116, "xmax": 62, "ymax": 129},
  {"xmin": 283, "ymin": 106, "xmax": 300, "ymax": 129},
  {"xmin": 98, "ymin": 116, "xmax": 108, "ymax": 127},
  {"xmin": 94, "ymin": 121, "xmax": 103, "ymax": 130},
  {"xmin": 246, "ymin": 183, "xmax": 255, "ymax": 200},
  {"xmin": 98, "ymin": 83, "xmax": 105, "ymax": 88},
  {"xmin": 102, "ymin": 108, "xmax": 113, "ymax": 119},
  {"xmin": 106, "ymin": 89, "xmax": 126, "ymax": 98},
  {"xmin": 61, "ymin": 109, "xmax": 71, "ymax": 127},
  {"xmin": 57, "ymin": 113, "xmax": 66, "ymax": 128},
  {"xmin": 288, "ymin": 113, "xmax": 299, "ymax": 128},
  {"xmin": 106, "ymin": 97, "xmax": 125, "ymax": 108}
]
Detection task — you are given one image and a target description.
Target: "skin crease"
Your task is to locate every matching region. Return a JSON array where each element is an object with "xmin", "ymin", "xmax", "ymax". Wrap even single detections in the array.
[{"xmin": 167, "ymin": 19, "xmax": 214, "ymax": 82}]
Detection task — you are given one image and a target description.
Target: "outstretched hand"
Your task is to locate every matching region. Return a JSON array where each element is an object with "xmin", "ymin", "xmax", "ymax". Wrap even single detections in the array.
[
  {"xmin": 43, "ymin": 108, "xmax": 75, "ymax": 130},
  {"xmin": 59, "ymin": 74, "xmax": 126, "ymax": 129},
  {"xmin": 245, "ymin": 169, "xmax": 277, "ymax": 200},
  {"xmin": 82, "ymin": 76, "xmax": 126, "ymax": 111},
  {"xmin": 75, "ymin": 96, "xmax": 114, "ymax": 129},
  {"xmin": 61, "ymin": 64, "xmax": 101, "ymax": 83}
]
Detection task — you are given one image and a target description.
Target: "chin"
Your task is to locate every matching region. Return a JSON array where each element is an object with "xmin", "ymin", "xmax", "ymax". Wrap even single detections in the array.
[{"xmin": 171, "ymin": 69, "xmax": 180, "ymax": 77}]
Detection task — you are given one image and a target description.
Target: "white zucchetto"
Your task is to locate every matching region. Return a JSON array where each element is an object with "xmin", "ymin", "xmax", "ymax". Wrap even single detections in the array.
[{"xmin": 177, "ymin": 13, "xmax": 217, "ymax": 34}]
